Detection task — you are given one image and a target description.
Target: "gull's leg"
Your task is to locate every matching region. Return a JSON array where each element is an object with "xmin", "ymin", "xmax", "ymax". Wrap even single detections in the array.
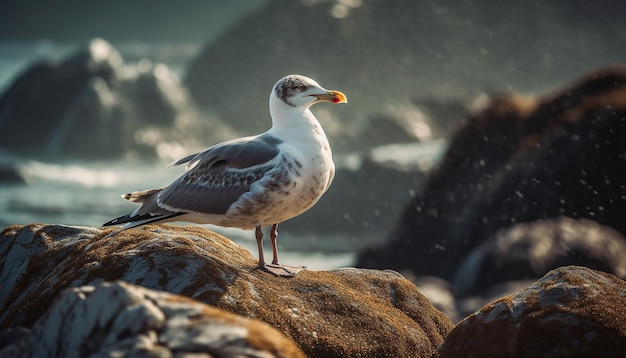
[
  {"xmin": 255, "ymin": 224, "xmax": 294, "ymax": 277},
  {"xmin": 265, "ymin": 223, "xmax": 306, "ymax": 276},
  {"xmin": 255, "ymin": 225, "xmax": 267, "ymax": 267},
  {"xmin": 270, "ymin": 223, "xmax": 281, "ymax": 265}
]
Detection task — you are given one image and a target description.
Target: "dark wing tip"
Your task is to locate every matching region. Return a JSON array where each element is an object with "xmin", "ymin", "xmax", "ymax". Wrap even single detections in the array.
[
  {"xmin": 103, "ymin": 212, "xmax": 185, "ymax": 228},
  {"xmin": 102, "ymin": 218, "xmax": 119, "ymax": 227},
  {"xmin": 102, "ymin": 214, "xmax": 131, "ymax": 227}
]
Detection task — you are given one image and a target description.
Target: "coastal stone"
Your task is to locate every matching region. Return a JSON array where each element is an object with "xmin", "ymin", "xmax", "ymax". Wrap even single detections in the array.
[
  {"xmin": 440, "ymin": 266, "xmax": 626, "ymax": 357},
  {"xmin": 357, "ymin": 66, "xmax": 626, "ymax": 283},
  {"xmin": 452, "ymin": 217, "xmax": 626, "ymax": 296},
  {"xmin": 186, "ymin": 0, "xmax": 626, "ymax": 151},
  {"xmin": 454, "ymin": 279, "xmax": 536, "ymax": 322},
  {"xmin": 0, "ymin": 223, "xmax": 453, "ymax": 357},
  {"xmin": 0, "ymin": 153, "xmax": 28, "ymax": 184},
  {"xmin": 1, "ymin": 281, "xmax": 305, "ymax": 357},
  {"xmin": 408, "ymin": 274, "xmax": 460, "ymax": 323},
  {"xmin": 0, "ymin": 38, "xmax": 234, "ymax": 160}
]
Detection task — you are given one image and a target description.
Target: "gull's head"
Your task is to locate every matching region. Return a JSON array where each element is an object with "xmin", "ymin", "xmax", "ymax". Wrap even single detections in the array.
[{"xmin": 271, "ymin": 74, "xmax": 347, "ymax": 109}]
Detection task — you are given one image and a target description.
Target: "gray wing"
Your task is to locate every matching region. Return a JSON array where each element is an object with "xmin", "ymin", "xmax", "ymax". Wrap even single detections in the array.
[
  {"xmin": 168, "ymin": 134, "xmax": 283, "ymax": 170},
  {"xmin": 144, "ymin": 134, "xmax": 283, "ymax": 216}
]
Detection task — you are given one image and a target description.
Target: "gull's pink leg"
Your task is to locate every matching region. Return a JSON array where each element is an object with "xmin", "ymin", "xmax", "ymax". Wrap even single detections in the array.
[
  {"xmin": 255, "ymin": 225, "xmax": 267, "ymax": 267},
  {"xmin": 264, "ymin": 223, "xmax": 306, "ymax": 276},
  {"xmin": 254, "ymin": 224, "xmax": 305, "ymax": 277},
  {"xmin": 270, "ymin": 223, "xmax": 281, "ymax": 265},
  {"xmin": 255, "ymin": 224, "xmax": 300, "ymax": 277}
]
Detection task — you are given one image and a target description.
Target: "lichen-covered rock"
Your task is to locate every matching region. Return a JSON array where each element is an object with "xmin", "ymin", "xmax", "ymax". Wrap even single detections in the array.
[
  {"xmin": 0, "ymin": 223, "xmax": 453, "ymax": 357},
  {"xmin": 440, "ymin": 266, "xmax": 626, "ymax": 357},
  {"xmin": 1, "ymin": 281, "xmax": 305, "ymax": 357}
]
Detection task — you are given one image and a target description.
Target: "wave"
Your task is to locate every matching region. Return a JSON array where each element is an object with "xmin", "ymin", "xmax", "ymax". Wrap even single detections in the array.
[{"xmin": 22, "ymin": 160, "xmax": 180, "ymax": 188}]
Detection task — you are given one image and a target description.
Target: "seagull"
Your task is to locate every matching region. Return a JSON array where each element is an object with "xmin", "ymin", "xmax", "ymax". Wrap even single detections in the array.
[{"xmin": 103, "ymin": 74, "xmax": 347, "ymax": 277}]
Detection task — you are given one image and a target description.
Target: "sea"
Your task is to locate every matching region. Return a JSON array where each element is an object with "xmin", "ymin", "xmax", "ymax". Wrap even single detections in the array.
[{"xmin": 0, "ymin": 40, "xmax": 446, "ymax": 270}]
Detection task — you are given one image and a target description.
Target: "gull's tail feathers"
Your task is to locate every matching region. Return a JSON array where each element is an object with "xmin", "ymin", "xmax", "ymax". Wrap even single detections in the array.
[
  {"xmin": 103, "ymin": 187, "xmax": 183, "ymax": 238},
  {"xmin": 122, "ymin": 188, "xmax": 163, "ymax": 203}
]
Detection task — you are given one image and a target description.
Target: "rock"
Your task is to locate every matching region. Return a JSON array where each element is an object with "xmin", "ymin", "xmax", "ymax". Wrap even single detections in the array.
[
  {"xmin": 0, "ymin": 151, "xmax": 28, "ymax": 184},
  {"xmin": 354, "ymin": 97, "xmax": 466, "ymax": 150},
  {"xmin": 185, "ymin": 0, "xmax": 626, "ymax": 151},
  {"xmin": 452, "ymin": 217, "xmax": 626, "ymax": 296},
  {"xmin": 440, "ymin": 266, "xmax": 626, "ymax": 357},
  {"xmin": 454, "ymin": 279, "xmax": 537, "ymax": 322},
  {"xmin": 357, "ymin": 66, "xmax": 626, "ymax": 282},
  {"xmin": 0, "ymin": 1, "xmax": 264, "ymax": 43},
  {"xmin": 406, "ymin": 274, "xmax": 460, "ymax": 323},
  {"xmin": 0, "ymin": 165, "xmax": 26, "ymax": 184},
  {"xmin": 0, "ymin": 326, "xmax": 29, "ymax": 355},
  {"xmin": 0, "ymin": 38, "xmax": 235, "ymax": 160},
  {"xmin": 1, "ymin": 281, "xmax": 305, "ymax": 357},
  {"xmin": 0, "ymin": 223, "xmax": 453, "ymax": 357}
]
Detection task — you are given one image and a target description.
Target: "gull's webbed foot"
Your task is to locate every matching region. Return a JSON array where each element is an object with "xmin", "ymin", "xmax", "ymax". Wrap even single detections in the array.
[{"xmin": 259, "ymin": 263, "xmax": 306, "ymax": 277}]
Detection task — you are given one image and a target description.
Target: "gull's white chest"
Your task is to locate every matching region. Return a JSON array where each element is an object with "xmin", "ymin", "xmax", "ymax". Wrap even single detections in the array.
[
  {"xmin": 223, "ymin": 133, "xmax": 334, "ymax": 228},
  {"xmin": 259, "ymin": 139, "xmax": 333, "ymax": 223}
]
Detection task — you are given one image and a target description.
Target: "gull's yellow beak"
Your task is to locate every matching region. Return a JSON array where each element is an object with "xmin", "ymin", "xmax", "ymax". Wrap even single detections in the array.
[{"xmin": 314, "ymin": 90, "xmax": 348, "ymax": 104}]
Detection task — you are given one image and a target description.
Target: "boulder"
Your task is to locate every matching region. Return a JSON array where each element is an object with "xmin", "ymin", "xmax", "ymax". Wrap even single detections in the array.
[
  {"xmin": 1, "ymin": 281, "xmax": 305, "ymax": 357},
  {"xmin": 0, "ymin": 1, "xmax": 263, "ymax": 43},
  {"xmin": 186, "ymin": 0, "xmax": 626, "ymax": 150},
  {"xmin": 440, "ymin": 266, "xmax": 626, "ymax": 357},
  {"xmin": 0, "ymin": 151, "xmax": 28, "ymax": 184},
  {"xmin": 0, "ymin": 223, "xmax": 453, "ymax": 357},
  {"xmin": 452, "ymin": 217, "xmax": 626, "ymax": 296},
  {"xmin": 357, "ymin": 66, "xmax": 626, "ymax": 281},
  {"xmin": 0, "ymin": 38, "xmax": 234, "ymax": 160}
]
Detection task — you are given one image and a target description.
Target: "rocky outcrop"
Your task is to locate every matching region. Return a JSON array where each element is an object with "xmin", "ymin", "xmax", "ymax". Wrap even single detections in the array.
[
  {"xmin": 452, "ymin": 217, "xmax": 626, "ymax": 296},
  {"xmin": 0, "ymin": 151, "xmax": 28, "ymax": 184},
  {"xmin": 0, "ymin": 38, "xmax": 234, "ymax": 160},
  {"xmin": 186, "ymin": 0, "xmax": 626, "ymax": 151},
  {"xmin": 357, "ymin": 67, "xmax": 626, "ymax": 284},
  {"xmin": 440, "ymin": 266, "xmax": 626, "ymax": 357},
  {"xmin": 1, "ymin": 281, "xmax": 305, "ymax": 357},
  {"xmin": 0, "ymin": 223, "xmax": 453, "ymax": 357}
]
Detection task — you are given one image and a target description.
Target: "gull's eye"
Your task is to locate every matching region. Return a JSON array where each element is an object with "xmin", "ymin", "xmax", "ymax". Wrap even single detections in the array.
[{"xmin": 296, "ymin": 84, "xmax": 306, "ymax": 91}]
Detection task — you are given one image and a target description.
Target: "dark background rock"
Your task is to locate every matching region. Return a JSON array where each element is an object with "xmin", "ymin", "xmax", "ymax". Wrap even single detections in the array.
[
  {"xmin": 0, "ymin": 39, "xmax": 235, "ymax": 160},
  {"xmin": 357, "ymin": 67, "xmax": 626, "ymax": 284},
  {"xmin": 452, "ymin": 217, "xmax": 626, "ymax": 296},
  {"xmin": 185, "ymin": 0, "xmax": 626, "ymax": 150},
  {"xmin": 0, "ymin": 0, "xmax": 265, "ymax": 43},
  {"xmin": 0, "ymin": 151, "xmax": 28, "ymax": 184}
]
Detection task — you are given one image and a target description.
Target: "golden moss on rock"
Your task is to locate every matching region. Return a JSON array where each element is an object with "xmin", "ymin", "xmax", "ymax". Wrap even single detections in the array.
[
  {"xmin": 0, "ymin": 223, "xmax": 453, "ymax": 357},
  {"xmin": 440, "ymin": 266, "xmax": 626, "ymax": 357}
]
